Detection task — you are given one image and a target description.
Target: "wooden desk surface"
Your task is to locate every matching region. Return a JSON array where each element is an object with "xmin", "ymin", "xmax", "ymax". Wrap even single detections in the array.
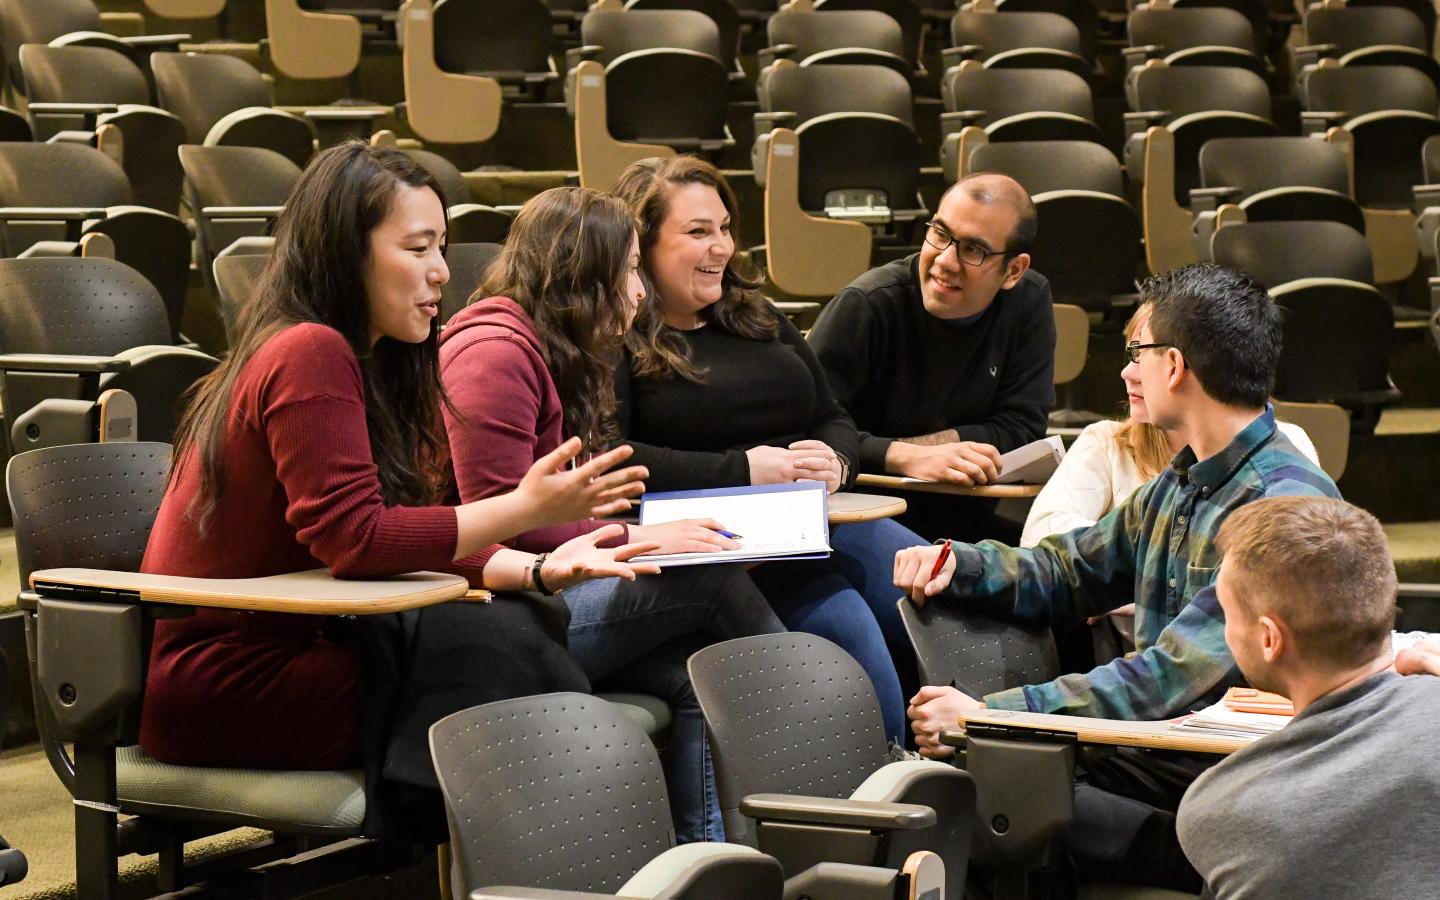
[
  {"xmin": 828, "ymin": 491, "xmax": 907, "ymax": 524},
  {"xmin": 856, "ymin": 473, "xmax": 1044, "ymax": 499},
  {"xmin": 957, "ymin": 708, "xmax": 1253, "ymax": 755},
  {"xmin": 31, "ymin": 567, "xmax": 473, "ymax": 616}
]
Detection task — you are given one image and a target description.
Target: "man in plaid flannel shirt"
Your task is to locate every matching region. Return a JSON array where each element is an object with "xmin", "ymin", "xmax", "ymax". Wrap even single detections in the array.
[{"xmin": 894, "ymin": 264, "xmax": 1340, "ymax": 890}]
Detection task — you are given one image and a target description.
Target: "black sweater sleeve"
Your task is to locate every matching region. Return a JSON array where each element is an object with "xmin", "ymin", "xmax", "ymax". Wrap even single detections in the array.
[
  {"xmin": 777, "ymin": 316, "xmax": 861, "ymax": 490},
  {"xmin": 612, "ymin": 356, "xmax": 752, "ymax": 491},
  {"xmin": 954, "ymin": 276, "xmax": 1056, "ymax": 451}
]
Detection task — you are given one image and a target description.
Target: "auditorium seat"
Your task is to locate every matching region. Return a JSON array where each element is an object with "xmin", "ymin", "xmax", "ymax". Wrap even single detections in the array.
[
  {"xmin": 18, "ymin": 44, "xmax": 186, "ymax": 213},
  {"xmin": 438, "ymin": 241, "xmax": 503, "ymax": 323},
  {"xmin": 178, "ymin": 144, "xmax": 300, "ymax": 300},
  {"xmin": 152, "ymin": 51, "xmax": 316, "ymax": 167},
  {"xmin": 940, "ymin": 63, "xmax": 1105, "ymax": 180},
  {"xmin": 962, "ymin": 137, "xmax": 1141, "ymax": 314},
  {"xmin": 762, "ymin": 0, "xmax": 912, "ymax": 81},
  {"xmin": 0, "ymin": 140, "xmax": 190, "ymax": 339},
  {"xmin": 626, "ymin": 0, "xmax": 744, "ymax": 82},
  {"xmin": 688, "ymin": 633, "xmax": 975, "ymax": 900},
  {"xmin": 946, "ymin": 6, "xmax": 1092, "ymax": 82},
  {"xmin": 1209, "ymin": 219, "xmax": 1373, "ymax": 286},
  {"xmin": 211, "ymin": 236, "xmax": 274, "ymax": 339},
  {"xmin": 990, "ymin": 0, "xmax": 1101, "ymax": 62},
  {"xmin": 399, "ymin": 147, "xmax": 514, "ymax": 243},
  {"xmin": 430, "ymin": 0, "xmax": 557, "ymax": 99},
  {"xmin": 0, "ymin": 0, "xmax": 187, "ymax": 100},
  {"xmin": 1125, "ymin": 3, "xmax": 1266, "ymax": 80},
  {"xmin": 753, "ymin": 61, "xmax": 924, "ymax": 232},
  {"xmin": 815, "ymin": 0, "xmax": 928, "ymax": 80},
  {"xmin": 1295, "ymin": 3, "xmax": 1438, "ymax": 90}
]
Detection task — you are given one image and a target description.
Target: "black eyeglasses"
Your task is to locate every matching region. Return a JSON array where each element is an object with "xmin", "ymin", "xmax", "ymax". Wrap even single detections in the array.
[
  {"xmin": 1125, "ymin": 341, "xmax": 1172, "ymax": 364},
  {"xmin": 922, "ymin": 222, "xmax": 1007, "ymax": 267}
]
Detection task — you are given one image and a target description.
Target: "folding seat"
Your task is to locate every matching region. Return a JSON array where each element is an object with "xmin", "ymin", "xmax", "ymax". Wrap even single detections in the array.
[
  {"xmin": 946, "ymin": 6, "xmax": 1092, "ymax": 81},
  {"xmin": 178, "ymin": 144, "xmax": 300, "ymax": 300},
  {"xmin": 0, "ymin": 141, "xmax": 191, "ymax": 341},
  {"xmin": 400, "ymin": 147, "xmax": 514, "ymax": 244},
  {"xmin": 1300, "ymin": 65, "xmax": 1440, "ymax": 209},
  {"xmin": 1295, "ymin": 3, "xmax": 1438, "ymax": 89},
  {"xmin": 151, "ymin": 51, "xmax": 316, "ymax": 167},
  {"xmin": 1209, "ymin": 219, "xmax": 1373, "ymax": 286},
  {"xmin": 434, "ymin": 693, "xmax": 952, "ymax": 899},
  {"xmin": 1126, "ymin": 3, "xmax": 1265, "ymax": 79},
  {"xmin": 0, "ymin": 256, "xmax": 216, "ymax": 461},
  {"xmin": 5, "ymin": 442, "xmax": 468, "ymax": 898},
  {"xmin": 0, "ymin": 0, "xmax": 187, "ymax": 100},
  {"xmin": 1125, "ymin": 62, "xmax": 1277, "ymax": 273},
  {"xmin": 991, "ymin": 0, "xmax": 1101, "ymax": 64},
  {"xmin": 961, "ymin": 137, "xmax": 1141, "ymax": 314},
  {"xmin": 688, "ymin": 634, "xmax": 976, "ymax": 900},
  {"xmin": 212, "ymin": 235, "xmax": 273, "ymax": 340},
  {"xmin": 18, "ymin": 44, "xmax": 186, "ymax": 213},
  {"xmin": 762, "ymin": 0, "xmax": 912, "ymax": 81},
  {"xmin": 1346, "ymin": 0, "xmax": 1434, "ymax": 49},
  {"xmin": 1195, "ymin": 136, "xmax": 1362, "ymax": 230},
  {"xmin": 626, "ymin": 0, "xmax": 745, "ymax": 83},
  {"xmin": 430, "ymin": 0, "xmax": 558, "ymax": 99},
  {"xmin": 940, "ymin": 64, "xmax": 1104, "ymax": 181},
  {"xmin": 568, "ymin": 7, "xmax": 732, "ymax": 189},
  {"xmin": 438, "ymin": 242, "xmax": 502, "ymax": 324},
  {"xmin": 752, "ymin": 61, "xmax": 924, "ymax": 231},
  {"xmin": 814, "ymin": 0, "xmax": 928, "ymax": 80},
  {"xmin": 1170, "ymin": 0, "xmax": 1286, "ymax": 56}
]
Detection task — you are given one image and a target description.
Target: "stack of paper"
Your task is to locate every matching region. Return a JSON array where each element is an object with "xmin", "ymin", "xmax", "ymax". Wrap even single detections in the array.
[
  {"xmin": 1171, "ymin": 698, "xmax": 1289, "ymax": 741},
  {"xmin": 635, "ymin": 482, "xmax": 831, "ymax": 567}
]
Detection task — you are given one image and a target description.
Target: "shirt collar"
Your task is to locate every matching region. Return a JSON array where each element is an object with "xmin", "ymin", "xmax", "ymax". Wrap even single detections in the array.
[{"xmin": 1169, "ymin": 405, "xmax": 1276, "ymax": 493}]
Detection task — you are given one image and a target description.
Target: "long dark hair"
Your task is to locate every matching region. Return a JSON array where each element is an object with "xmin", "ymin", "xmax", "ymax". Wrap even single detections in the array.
[
  {"xmin": 171, "ymin": 140, "xmax": 452, "ymax": 527},
  {"xmin": 613, "ymin": 155, "xmax": 779, "ymax": 382},
  {"xmin": 476, "ymin": 186, "xmax": 637, "ymax": 450}
]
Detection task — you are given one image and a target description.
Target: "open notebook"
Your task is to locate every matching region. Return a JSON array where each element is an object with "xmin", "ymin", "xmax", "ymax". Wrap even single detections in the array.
[{"xmin": 635, "ymin": 482, "xmax": 831, "ymax": 567}]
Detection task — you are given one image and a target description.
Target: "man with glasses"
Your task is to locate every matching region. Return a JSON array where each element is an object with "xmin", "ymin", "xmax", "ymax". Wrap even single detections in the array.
[
  {"xmin": 895, "ymin": 264, "xmax": 1340, "ymax": 891},
  {"xmin": 807, "ymin": 174, "xmax": 1055, "ymax": 515}
]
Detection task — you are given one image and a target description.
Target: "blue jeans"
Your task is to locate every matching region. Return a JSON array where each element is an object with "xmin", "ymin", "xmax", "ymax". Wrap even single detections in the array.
[
  {"xmin": 751, "ymin": 518, "xmax": 926, "ymax": 744},
  {"xmin": 563, "ymin": 564, "xmax": 786, "ymax": 843}
]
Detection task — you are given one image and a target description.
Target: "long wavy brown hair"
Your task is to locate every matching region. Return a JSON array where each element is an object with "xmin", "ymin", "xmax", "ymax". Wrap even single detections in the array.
[
  {"xmin": 612, "ymin": 155, "xmax": 778, "ymax": 382},
  {"xmin": 1113, "ymin": 302, "xmax": 1175, "ymax": 480},
  {"xmin": 171, "ymin": 141, "xmax": 452, "ymax": 528},
  {"xmin": 476, "ymin": 186, "xmax": 638, "ymax": 450}
]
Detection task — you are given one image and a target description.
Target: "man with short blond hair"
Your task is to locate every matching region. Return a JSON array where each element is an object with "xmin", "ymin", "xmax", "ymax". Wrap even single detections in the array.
[{"xmin": 1178, "ymin": 495, "xmax": 1440, "ymax": 899}]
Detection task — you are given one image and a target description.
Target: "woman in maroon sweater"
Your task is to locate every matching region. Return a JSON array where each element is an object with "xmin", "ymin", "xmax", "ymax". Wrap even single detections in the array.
[
  {"xmin": 139, "ymin": 143, "xmax": 655, "ymax": 832},
  {"xmin": 439, "ymin": 186, "xmax": 785, "ymax": 842}
]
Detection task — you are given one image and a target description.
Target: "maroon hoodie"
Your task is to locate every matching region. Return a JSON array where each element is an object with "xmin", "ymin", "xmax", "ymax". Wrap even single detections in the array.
[{"xmin": 439, "ymin": 296, "xmax": 626, "ymax": 553}]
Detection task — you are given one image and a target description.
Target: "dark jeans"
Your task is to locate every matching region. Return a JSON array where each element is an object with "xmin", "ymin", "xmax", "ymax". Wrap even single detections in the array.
[{"xmin": 562, "ymin": 564, "xmax": 786, "ymax": 843}]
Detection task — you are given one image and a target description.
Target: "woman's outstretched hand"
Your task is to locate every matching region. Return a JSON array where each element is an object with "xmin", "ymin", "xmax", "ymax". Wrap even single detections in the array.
[
  {"xmin": 518, "ymin": 437, "xmax": 649, "ymax": 527},
  {"xmin": 540, "ymin": 525, "xmax": 663, "ymax": 590}
]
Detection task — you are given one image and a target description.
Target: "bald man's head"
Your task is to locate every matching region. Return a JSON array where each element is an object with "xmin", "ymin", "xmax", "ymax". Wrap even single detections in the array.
[{"xmin": 942, "ymin": 173, "xmax": 1037, "ymax": 257}]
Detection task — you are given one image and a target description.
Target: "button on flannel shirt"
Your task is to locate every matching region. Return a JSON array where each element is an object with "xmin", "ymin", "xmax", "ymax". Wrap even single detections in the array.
[{"xmin": 942, "ymin": 407, "xmax": 1340, "ymax": 719}]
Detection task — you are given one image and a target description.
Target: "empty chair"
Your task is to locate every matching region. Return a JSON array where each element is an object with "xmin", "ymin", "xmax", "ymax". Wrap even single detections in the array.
[
  {"xmin": 940, "ymin": 64, "xmax": 1103, "ymax": 177},
  {"xmin": 431, "ymin": 0, "xmax": 557, "ymax": 96},
  {"xmin": 1301, "ymin": 65, "xmax": 1440, "ymax": 209},
  {"xmin": 1126, "ymin": 4, "xmax": 1264, "ymax": 77},
  {"xmin": 179, "ymin": 144, "xmax": 301, "ymax": 295},
  {"xmin": 754, "ymin": 62, "xmax": 922, "ymax": 227},
  {"xmin": 439, "ymin": 241, "xmax": 502, "ymax": 323},
  {"xmin": 1195, "ymin": 136, "xmax": 1364, "ymax": 231},
  {"xmin": 0, "ymin": 257, "xmax": 216, "ymax": 456},
  {"xmin": 1210, "ymin": 220, "xmax": 1372, "ymax": 286},
  {"xmin": 212, "ymin": 236, "xmax": 274, "ymax": 339},
  {"xmin": 689, "ymin": 634, "xmax": 975, "ymax": 899},
  {"xmin": 152, "ymin": 51, "xmax": 316, "ymax": 167},
  {"xmin": 1348, "ymin": 0, "xmax": 1434, "ymax": 50},
  {"xmin": 1298, "ymin": 4, "xmax": 1438, "ymax": 87},
  {"xmin": 627, "ymin": 0, "xmax": 743, "ymax": 76},
  {"xmin": 947, "ymin": 8, "xmax": 1091, "ymax": 80},
  {"xmin": 815, "ymin": 0, "xmax": 926, "ymax": 77},
  {"xmin": 0, "ymin": 141, "xmax": 190, "ymax": 338},
  {"xmin": 1269, "ymin": 277, "xmax": 1397, "ymax": 428},
  {"xmin": 18, "ymin": 44, "xmax": 186, "ymax": 213},
  {"xmin": 994, "ymin": 0, "xmax": 1101, "ymax": 62},
  {"xmin": 576, "ymin": 7, "xmax": 723, "ymax": 66},
  {"xmin": 764, "ymin": 2, "xmax": 911, "ymax": 80},
  {"xmin": 965, "ymin": 138, "xmax": 1141, "ymax": 312}
]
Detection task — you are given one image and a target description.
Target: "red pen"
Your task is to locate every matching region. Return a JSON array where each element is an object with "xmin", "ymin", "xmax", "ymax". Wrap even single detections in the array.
[{"xmin": 928, "ymin": 541, "xmax": 952, "ymax": 582}]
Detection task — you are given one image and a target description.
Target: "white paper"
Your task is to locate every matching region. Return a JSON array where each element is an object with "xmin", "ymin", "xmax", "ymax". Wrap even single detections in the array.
[
  {"xmin": 898, "ymin": 435, "xmax": 1065, "ymax": 485},
  {"xmin": 636, "ymin": 486, "xmax": 830, "ymax": 567}
]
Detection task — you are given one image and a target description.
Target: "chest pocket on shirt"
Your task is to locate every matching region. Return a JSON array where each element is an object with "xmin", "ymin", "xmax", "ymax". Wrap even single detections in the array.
[{"xmin": 1181, "ymin": 563, "xmax": 1217, "ymax": 609}]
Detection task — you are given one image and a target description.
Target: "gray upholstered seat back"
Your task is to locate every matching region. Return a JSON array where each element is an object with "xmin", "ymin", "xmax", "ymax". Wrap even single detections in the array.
[
  {"xmin": 0, "ymin": 141, "xmax": 132, "ymax": 208},
  {"xmin": 429, "ymin": 692, "xmax": 674, "ymax": 895},
  {"xmin": 950, "ymin": 10, "xmax": 1083, "ymax": 57},
  {"xmin": 898, "ymin": 599, "xmax": 1059, "ymax": 700},
  {"xmin": 18, "ymin": 44, "xmax": 150, "ymax": 105},
  {"xmin": 178, "ymin": 145, "xmax": 302, "ymax": 208},
  {"xmin": 1213, "ymin": 221, "xmax": 1372, "ymax": 288},
  {"xmin": 7, "ymin": 441, "xmax": 170, "ymax": 585},
  {"xmin": 1129, "ymin": 5, "xmax": 1255, "ymax": 53},
  {"xmin": 969, "ymin": 140, "xmax": 1123, "ymax": 196},
  {"xmin": 944, "ymin": 67, "xmax": 1094, "ymax": 121},
  {"xmin": 688, "ymin": 634, "xmax": 887, "ymax": 842},
  {"xmin": 763, "ymin": 63, "xmax": 913, "ymax": 125},
  {"xmin": 581, "ymin": 8, "xmax": 721, "ymax": 65},
  {"xmin": 0, "ymin": 256, "xmax": 171, "ymax": 356},
  {"xmin": 1199, "ymin": 136, "xmax": 1351, "ymax": 196},
  {"xmin": 771, "ymin": 7, "xmax": 906, "ymax": 60},
  {"xmin": 152, "ymin": 52, "xmax": 271, "ymax": 144}
]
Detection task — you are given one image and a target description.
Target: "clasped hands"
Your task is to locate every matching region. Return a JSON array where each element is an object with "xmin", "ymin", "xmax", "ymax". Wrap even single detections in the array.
[
  {"xmin": 889, "ymin": 440, "xmax": 1003, "ymax": 486},
  {"xmin": 746, "ymin": 439, "xmax": 846, "ymax": 494}
]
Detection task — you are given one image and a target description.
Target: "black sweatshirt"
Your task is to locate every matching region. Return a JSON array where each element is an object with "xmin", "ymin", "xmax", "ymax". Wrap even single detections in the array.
[
  {"xmin": 614, "ymin": 313, "xmax": 861, "ymax": 493},
  {"xmin": 806, "ymin": 254, "xmax": 1056, "ymax": 472}
]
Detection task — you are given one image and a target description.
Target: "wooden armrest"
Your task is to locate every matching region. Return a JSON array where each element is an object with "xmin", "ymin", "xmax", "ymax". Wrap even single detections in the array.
[
  {"xmin": 827, "ymin": 491, "xmax": 906, "ymax": 524},
  {"xmin": 0, "ymin": 353, "xmax": 129, "ymax": 373},
  {"xmin": 741, "ymin": 793, "xmax": 936, "ymax": 830},
  {"xmin": 29, "ymin": 567, "xmax": 469, "ymax": 616}
]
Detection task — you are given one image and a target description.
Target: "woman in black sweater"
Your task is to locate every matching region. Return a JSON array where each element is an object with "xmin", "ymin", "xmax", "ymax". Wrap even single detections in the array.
[{"xmin": 612, "ymin": 156, "xmax": 923, "ymax": 743}]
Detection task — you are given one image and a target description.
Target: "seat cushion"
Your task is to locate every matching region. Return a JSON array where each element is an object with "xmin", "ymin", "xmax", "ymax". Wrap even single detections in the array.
[
  {"xmin": 598, "ymin": 692, "xmax": 672, "ymax": 738},
  {"xmin": 116, "ymin": 745, "xmax": 366, "ymax": 830}
]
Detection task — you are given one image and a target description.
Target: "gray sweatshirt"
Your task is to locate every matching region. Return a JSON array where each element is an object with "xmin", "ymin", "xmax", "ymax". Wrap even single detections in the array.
[{"xmin": 1177, "ymin": 671, "xmax": 1440, "ymax": 899}]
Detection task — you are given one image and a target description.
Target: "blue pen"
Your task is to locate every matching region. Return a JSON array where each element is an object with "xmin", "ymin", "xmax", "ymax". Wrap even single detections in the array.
[{"xmin": 716, "ymin": 530, "xmax": 744, "ymax": 539}]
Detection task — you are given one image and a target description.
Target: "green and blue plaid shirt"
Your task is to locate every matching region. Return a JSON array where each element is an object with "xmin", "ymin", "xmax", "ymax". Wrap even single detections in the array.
[{"xmin": 943, "ymin": 407, "xmax": 1340, "ymax": 720}]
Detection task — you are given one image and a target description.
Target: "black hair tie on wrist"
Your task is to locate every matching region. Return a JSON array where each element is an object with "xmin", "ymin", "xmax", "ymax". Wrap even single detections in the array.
[{"xmin": 531, "ymin": 552, "xmax": 558, "ymax": 596}]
